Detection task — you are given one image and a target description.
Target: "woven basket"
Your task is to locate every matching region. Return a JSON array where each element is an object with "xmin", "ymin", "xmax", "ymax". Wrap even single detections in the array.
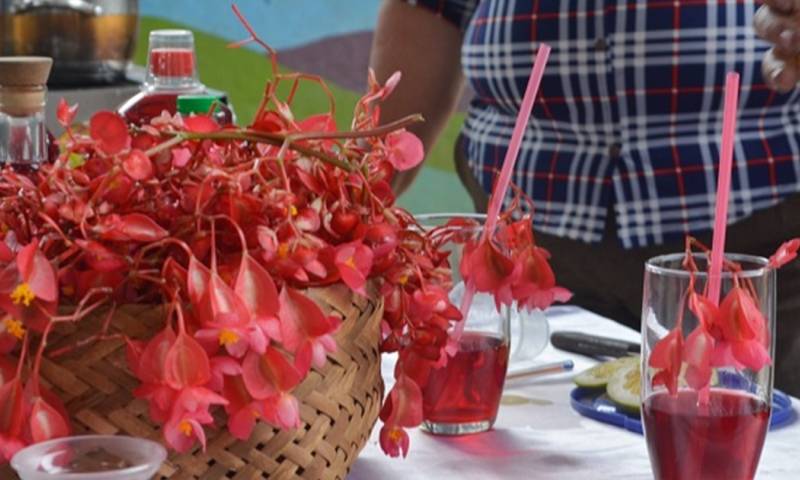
[{"xmin": 3, "ymin": 284, "xmax": 384, "ymax": 480}]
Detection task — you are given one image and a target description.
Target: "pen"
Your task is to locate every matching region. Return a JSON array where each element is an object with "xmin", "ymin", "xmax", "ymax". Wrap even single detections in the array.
[{"xmin": 507, "ymin": 359, "xmax": 575, "ymax": 380}]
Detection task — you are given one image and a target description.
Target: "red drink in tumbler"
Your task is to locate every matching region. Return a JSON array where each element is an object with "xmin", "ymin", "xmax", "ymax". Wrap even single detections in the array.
[
  {"xmin": 643, "ymin": 389, "xmax": 770, "ymax": 480},
  {"xmin": 422, "ymin": 333, "xmax": 509, "ymax": 426}
]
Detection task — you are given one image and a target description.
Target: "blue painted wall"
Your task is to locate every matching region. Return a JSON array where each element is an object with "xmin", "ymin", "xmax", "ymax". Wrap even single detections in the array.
[{"xmin": 140, "ymin": 0, "xmax": 382, "ymax": 50}]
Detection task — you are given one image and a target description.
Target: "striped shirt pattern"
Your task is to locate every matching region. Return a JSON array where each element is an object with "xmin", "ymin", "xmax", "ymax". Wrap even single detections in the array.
[{"xmin": 404, "ymin": 0, "xmax": 800, "ymax": 248}]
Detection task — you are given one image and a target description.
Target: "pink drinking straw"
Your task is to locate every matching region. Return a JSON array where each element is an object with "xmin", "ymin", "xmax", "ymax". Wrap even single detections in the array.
[
  {"xmin": 707, "ymin": 72, "xmax": 741, "ymax": 305},
  {"xmin": 455, "ymin": 43, "xmax": 552, "ymax": 338}
]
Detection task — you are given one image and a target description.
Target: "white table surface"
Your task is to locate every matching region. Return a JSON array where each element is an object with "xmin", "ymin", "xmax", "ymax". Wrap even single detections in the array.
[{"xmin": 350, "ymin": 306, "xmax": 799, "ymax": 479}]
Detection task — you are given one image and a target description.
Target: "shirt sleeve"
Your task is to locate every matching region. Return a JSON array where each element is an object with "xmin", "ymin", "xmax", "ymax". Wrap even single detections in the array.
[{"xmin": 401, "ymin": 0, "xmax": 480, "ymax": 33}]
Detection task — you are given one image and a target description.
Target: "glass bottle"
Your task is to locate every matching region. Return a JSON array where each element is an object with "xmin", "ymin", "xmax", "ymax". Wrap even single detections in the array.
[
  {"xmin": 118, "ymin": 29, "xmax": 231, "ymax": 125},
  {"xmin": 0, "ymin": 56, "xmax": 54, "ymax": 173},
  {"xmin": 177, "ymin": 94, "xmax": 235, "ymax": 127}
]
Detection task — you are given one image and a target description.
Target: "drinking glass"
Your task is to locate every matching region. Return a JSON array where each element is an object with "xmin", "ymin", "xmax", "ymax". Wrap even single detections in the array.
[
  {"xmin": 11, "ymin": 435, "xmax": 166, "ymax": 480},
  {"xmin": 641, "ymin": 253, "xmax": 775, "ymax": 480},
  {"xmin": 415, "ymin": 213, "xmax": 512, "ymax": 435}
]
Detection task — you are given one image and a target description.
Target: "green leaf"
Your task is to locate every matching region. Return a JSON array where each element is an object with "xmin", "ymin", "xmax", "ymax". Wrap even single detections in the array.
[{"xmin": 68, "ymin": 153, "xmax": 86, "ymax": 169}]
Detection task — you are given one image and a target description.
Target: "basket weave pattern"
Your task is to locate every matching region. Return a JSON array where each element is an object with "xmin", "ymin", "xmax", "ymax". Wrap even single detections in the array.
[{"xmin": 3, "ymin": 285, "xmax": 384, "ymax": 480}]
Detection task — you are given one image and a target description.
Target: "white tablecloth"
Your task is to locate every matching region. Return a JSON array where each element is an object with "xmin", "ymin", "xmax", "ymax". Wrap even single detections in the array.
[{"xmin": 350, "ymin": 306, "xmax": 799, "ymax": 479}]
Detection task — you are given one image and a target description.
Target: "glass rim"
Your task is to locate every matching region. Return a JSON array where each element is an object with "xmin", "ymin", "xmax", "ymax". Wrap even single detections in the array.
[
  {"xmin": 413, "ymin": 213, "xmax": 487, "ymax": 233},
  {"xmin": 414, "ymin": 212, "xmax": 487, "ymax": 222},
  {"xmin": 645, "ymin": 252, "xmax": 770, "ymax": 279},
  {"xmin": 10, "ymin": 434, "xmax": 166, "ymax": 478}
]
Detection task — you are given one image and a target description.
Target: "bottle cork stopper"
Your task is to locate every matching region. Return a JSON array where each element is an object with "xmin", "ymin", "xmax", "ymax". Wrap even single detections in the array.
[
  {"xmin": 0, "ymin": 56, "xmax": 53, "ymax": 87},
  {"xmin": 0, "ymin": 57, "xmax": 52, "ymax": 116}
]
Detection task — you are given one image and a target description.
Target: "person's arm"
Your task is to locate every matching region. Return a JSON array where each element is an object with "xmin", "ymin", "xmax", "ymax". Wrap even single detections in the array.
[
  {"xmin": 755, "ymin": 0, "xmax": 800, "ymax": 92},
  {"xmin": 369, "ymin": 0, "xmax": 466, "ymax": 195}
]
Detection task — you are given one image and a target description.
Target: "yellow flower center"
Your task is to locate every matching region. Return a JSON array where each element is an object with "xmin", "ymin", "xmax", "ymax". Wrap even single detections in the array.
[
  {"xmin": 388, "ymin": 428, "xmax": 403, "ymax": 443},
  {"xmin": 398, "ymin": 275, "xmax": 408, "ymax": 285},
  {"xmin": 2, "ymin": 318, "xmax": 25, "ymax": 340},
  {"xmin": 278, "ymin": 243, "xmax": 290, "ymax": 258},
  {"xmin": 10, "ymin": 283, "xmax": 35, "ymax": 307},
  {"xmin": 218, "ymin": 329, "xmax": 240, "ymax": 346},
  {"xmin": 178, "ymin": 420, "xmax": 193, "ymax": 437},
  {"xmin": 344, "ymin": 256, "xmax": 357, "ymax": 269},
  {"xmin": 252, "ymin": 408, "xmax": 261, "ymax": 418},
  {"xmin": 289, "ymin": 205, "xmax": 298, "ymax": 217}
]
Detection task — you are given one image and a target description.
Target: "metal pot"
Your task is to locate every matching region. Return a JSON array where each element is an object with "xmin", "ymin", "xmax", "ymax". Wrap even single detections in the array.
[{"xmin": 0, "ymin": 0, "xmax": 138, "ymax": 86}]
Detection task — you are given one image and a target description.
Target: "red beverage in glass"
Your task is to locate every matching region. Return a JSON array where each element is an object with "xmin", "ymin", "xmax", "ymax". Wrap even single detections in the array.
[
  {"xmin": 643, "ymin": 389, "xmax": 770, "ymax": 480},
  {"xmin": 422, "ymin": 333, "xmax": 509, "ymax": 425}
]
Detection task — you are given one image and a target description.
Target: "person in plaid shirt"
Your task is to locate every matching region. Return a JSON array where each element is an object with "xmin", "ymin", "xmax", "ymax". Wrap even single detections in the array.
[{"xmin": 370, "ymin": 0, "xmax": 800, "ymax": 396}]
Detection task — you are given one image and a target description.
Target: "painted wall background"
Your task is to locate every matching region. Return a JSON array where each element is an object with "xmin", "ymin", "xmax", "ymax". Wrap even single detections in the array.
[{"xmin": 137, "ymin": 0, "xmax": 472, "ymax": 214}]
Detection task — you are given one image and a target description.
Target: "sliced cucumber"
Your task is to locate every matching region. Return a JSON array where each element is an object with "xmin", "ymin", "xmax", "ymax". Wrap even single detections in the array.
[
  {"xmin": 573, "ymin": 355, "xmax": 639, "ymax": 389},
  {"xmin": 606, "ymin": 362, "xmax": 641, "ymax": 413}
]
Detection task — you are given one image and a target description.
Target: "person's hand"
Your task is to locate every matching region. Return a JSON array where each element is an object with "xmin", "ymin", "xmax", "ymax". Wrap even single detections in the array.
[{"xmin": 755, "ymin": 0, "xmax": 800, "ymax": 92}]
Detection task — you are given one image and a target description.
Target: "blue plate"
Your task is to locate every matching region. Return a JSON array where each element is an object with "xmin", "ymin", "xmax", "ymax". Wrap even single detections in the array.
[{"xmin": 570, "ymin": 387, "xmax": 795, "ymax": 434}]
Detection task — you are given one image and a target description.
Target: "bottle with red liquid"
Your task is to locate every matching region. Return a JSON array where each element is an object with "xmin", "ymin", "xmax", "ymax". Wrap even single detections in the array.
[
  {"xmin": 118, "ymin": 29, "xmax": 231, "ymax": 125},
  {"xmin": 0, "ymin": 56, "xmax": 56, "ymax": 173}
]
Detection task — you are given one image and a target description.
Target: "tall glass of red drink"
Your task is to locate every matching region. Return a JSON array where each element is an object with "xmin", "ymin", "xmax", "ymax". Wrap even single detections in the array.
[
  {"xmin": 641, "ymin": 253, "xmax": 775, "ymax": 480},
  {"xmin": 414, "ymin": 214, "xmax": 511, "ymax": 436}
]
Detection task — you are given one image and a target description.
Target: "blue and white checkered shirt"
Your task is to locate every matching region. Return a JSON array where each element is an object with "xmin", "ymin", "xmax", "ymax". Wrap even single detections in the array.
[{"xmin": 405, "ymin": 0, "xmax": 800, "ymax": 248}]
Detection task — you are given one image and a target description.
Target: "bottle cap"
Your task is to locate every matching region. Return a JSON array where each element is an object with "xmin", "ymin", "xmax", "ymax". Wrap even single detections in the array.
[
  {"xmin": 177, "ymin": 94, "xmax": 223, "ymax": 115},
  {"xmin": 0, "ymin": 56, "xmax": 52, "ymax": 116},
  {"xmin": 0, "ymin": 56, "xmax": 52, "ymax": 87},
  {"xmin": 144, "ymin": 30, "xmax": 200, "ymax": 90}
]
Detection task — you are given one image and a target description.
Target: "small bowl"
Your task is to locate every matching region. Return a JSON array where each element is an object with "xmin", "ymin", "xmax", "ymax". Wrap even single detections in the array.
[{"xmin": 11, "ymin": 435, "xmax": 166, "ymax": 480}]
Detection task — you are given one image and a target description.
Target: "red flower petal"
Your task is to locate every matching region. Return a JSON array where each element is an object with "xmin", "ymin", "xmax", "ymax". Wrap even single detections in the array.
[
  {"xmin": 234, "ymin": 254, "xmax": 280, "ymax": 323},
  {"xmin": 241, "ymin": 348, "xmax": 303, "ymax": 400},
  {"xmin": 251, "ymin": 110, "xmax": 286, "ymax": 133},
  {"xmin": 75, "ymin": 240, "xmax": 127, "ymax": 272},
  {"xmin": 385, "ymin": 131, "xmax": 424, "ymax": 171},
  {"xmin": 379, "ymin": 424, "xmax": 410, "ymax": 458},
  {"xmin": 334, "ymin": 241, "xmax": 373, "ymax": 295},
  {"xmin": 171, "ymin": 147, "xmax": 192, "ymax": 168},
  {"xmin": 28, "ymin": 397, "xmax": 70, "ymax": 443},
  {"xmin": 262, "ymin": 393, "xmax": 301, "ymax": 429},
  {"xmin": 719, "ymin": 287, "xmax": 766, "ymax": 342},
  {"xmin": 16, "ymin": 240, "xmax": 58, "ymax": 302},
  {"xmin": 89, "ymin": 111, "xmax": 130, "ymax": 155},
  {"xmin": 133, "ymin": 325, "xmax": 175, "ymax": 383},
  {"xmin": 768, "ymin": 238, "xmax": 800, "ymax": 269},
  {"xmin": 122, "ymin": 149, "xmax": 154, "ymax": 181},
  {"xmin": 228, "ymin": 404, "xmax": 257, "ymax": 440},
  {"xmin": 731, "ymin": 339, "xmax": 772, "ymax": 372},
  {"xmin": 688, "ymin": 291, "xmax": 720, "ymax": 334},
  {"xmin": 683, "ymin": 326, "xmax": 714, "ymax": 390},
  {"xmin": 278, "ymin": 287, "xmax": 339, "ymax": 352},
  {"xmin": 209, "ymin": 270, "xmax": 251, "ymax": 326},
  {"xmin": 183, "ymin": 115, "xmax": 220, "ymax": 133},
  {"xmin": 460, "ymin": 239, "xmax": 515, "ymax": 294},
  {"xmin": 297, "ymin": 113, "xmax": 336, "ymax": 132},
  {"xmin": 187, "ymin": 256, "xmax": 211, "ymax": 307},
  {"xmin": 56, "ymin": 98, "xmax": 78, "ymax": 128},
  {"xmin": 648, "ymin": 327, "xmax": 682, "ymax": 395},
  {"xmin": 164, "ymin": 331, "xmax": 211, "ymax": 389},
  {"xmin": 379, "ymin": 374, "xmax": 422, "ymax": 427},
  {"xmin": 164, "ymin": 416, "xmax": 205, "ymax": 453},
  {"xmin": 0, "ymin": 378, "xmax": 24, "ymax": 436},
  {"xmin": 103, "ymin": 213, "xmax": 168, "ymax": 243}
]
